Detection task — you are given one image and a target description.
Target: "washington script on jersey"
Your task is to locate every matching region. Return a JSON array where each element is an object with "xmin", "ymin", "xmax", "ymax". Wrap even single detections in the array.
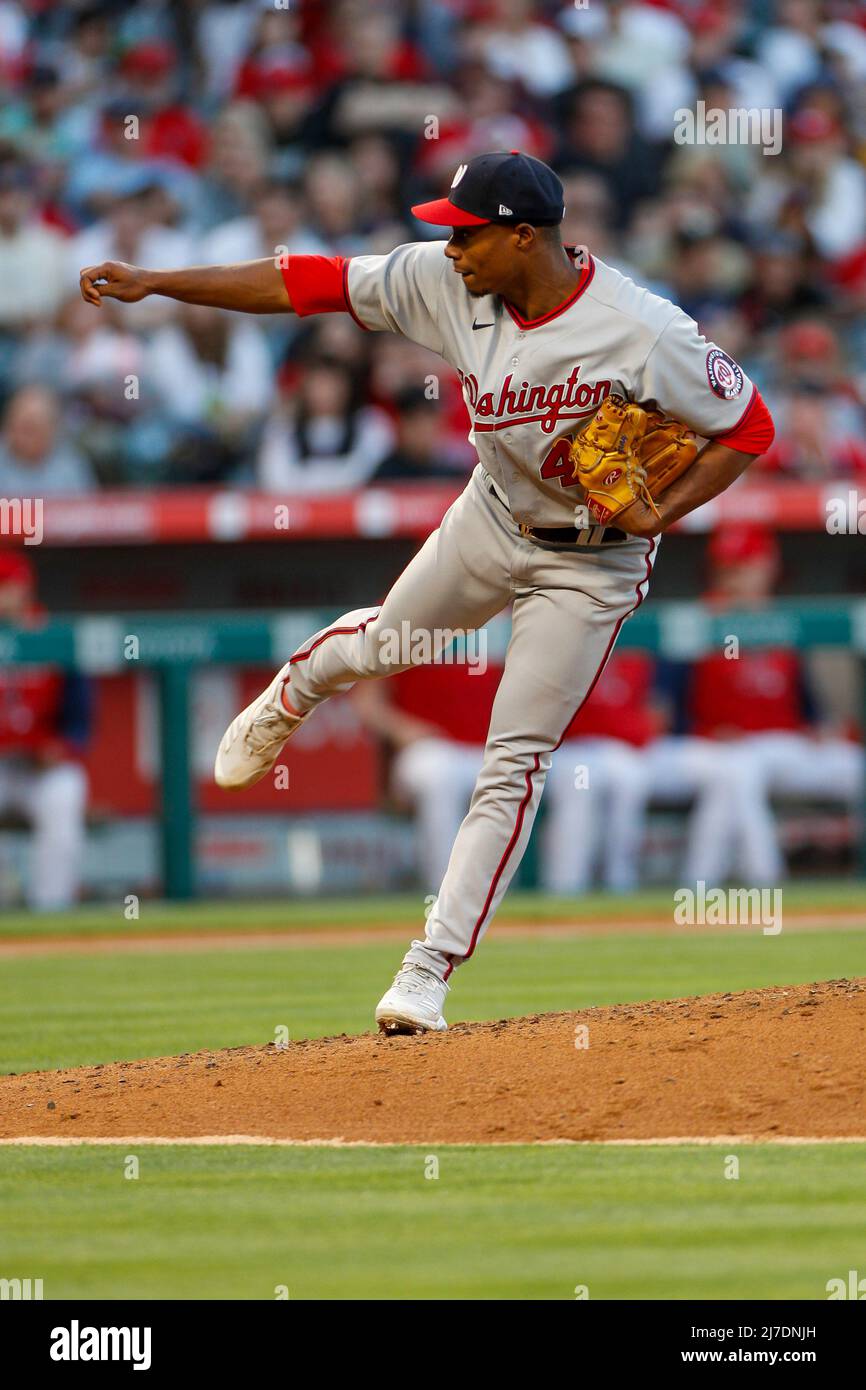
[{"xmin": 457, "ymin": 366, "xmax": 612, "ymax": 434}]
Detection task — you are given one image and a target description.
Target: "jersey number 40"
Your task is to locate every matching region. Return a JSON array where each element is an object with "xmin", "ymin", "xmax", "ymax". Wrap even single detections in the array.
[{"xmin": 539, "ymin": 438, "xmax": 579, "ymax": 489}]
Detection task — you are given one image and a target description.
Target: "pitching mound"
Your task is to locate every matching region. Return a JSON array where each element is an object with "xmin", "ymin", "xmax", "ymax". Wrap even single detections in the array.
[{"xmin": 2, "ymin": 979, "xmax": 864, "ymax": 1144}]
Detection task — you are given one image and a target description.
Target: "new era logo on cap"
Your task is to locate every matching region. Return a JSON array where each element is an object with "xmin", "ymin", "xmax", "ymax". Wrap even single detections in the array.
[{"xmin": 412, "ymin": 152, "xmax": 565, "ymax": 228}]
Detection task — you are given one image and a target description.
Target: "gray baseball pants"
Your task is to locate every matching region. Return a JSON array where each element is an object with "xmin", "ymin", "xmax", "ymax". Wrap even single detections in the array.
[{"xmin": 286, "ymin": 464, "xmax": 657, "ymax": 980}]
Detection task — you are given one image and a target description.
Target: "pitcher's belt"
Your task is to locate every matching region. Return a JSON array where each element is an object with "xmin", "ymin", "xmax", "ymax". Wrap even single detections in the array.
[{"xmin": 486, "ymin": 481, "xmax": 627, "ymax": 546}]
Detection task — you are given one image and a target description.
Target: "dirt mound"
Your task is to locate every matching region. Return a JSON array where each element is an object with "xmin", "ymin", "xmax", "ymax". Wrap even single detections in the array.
[{"xmin": 2, "ymin": 979, "xmax": 864, "ymax": 1144}]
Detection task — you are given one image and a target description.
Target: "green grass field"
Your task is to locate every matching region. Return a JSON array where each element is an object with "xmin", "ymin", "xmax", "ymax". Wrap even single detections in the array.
[
  {"xmin": 1, "ymin": 887, "xmax": 864, "ymax": 1300},
  {"xmin": 1, "ymin": 880, "xmax": 863, "ymax": 939},
  {"xmin": 2, "ymin": 1142, "xmax": 863, "ymax": 1300},
  {"xmin": 2, "ymin": 886, "xmax": 865, "ymax": 1074},
  {"xmin": 2, "ymin": 928, "xmax": 866, "ymax": 1074}
]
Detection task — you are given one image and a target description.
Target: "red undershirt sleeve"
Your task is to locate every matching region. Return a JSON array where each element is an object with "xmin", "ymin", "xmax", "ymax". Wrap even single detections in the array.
[
  {"xmin": 714, "ymin": 387, "xmax": 775, "ymax": 454},
  {"xmin": 280, "ymin": 255, "xmax": 350, "ymax": 317}
]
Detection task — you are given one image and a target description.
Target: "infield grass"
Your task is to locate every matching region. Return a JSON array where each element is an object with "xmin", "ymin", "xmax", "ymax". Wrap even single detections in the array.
[
  {"xmin": 1, "ymin": 932, "xmax": 865, "ymax": 1074},
  {"xmin": 0, "ymin": 886, "xmax": 864, "ymax": 1073},
  {"xmin": 0, "ymin": 1141, "xmax": 861, "ymax": 1300}
]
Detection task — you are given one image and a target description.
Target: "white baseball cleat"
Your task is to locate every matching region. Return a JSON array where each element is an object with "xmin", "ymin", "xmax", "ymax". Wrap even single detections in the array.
[
  {"xmin": 375, "ymin": 964, "xmax": 450, "ymax": 1035},
  {"xmin": 214, "ymin": 660, "xmax": 309, "ymax": 790}
]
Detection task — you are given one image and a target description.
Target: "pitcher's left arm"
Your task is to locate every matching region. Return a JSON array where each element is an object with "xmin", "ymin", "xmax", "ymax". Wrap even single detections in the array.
[
  {"xmin": 617, "ymin": 312, "xmax": 775, "ymax": 537},
  {"xmin": 617, "ymin": 438, "xmax": 761, "ymax": 539}
]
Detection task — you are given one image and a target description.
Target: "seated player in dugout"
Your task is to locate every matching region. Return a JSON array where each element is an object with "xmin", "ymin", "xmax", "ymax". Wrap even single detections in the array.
[
  {"xmin": 617, "ymin": 527, "xmax": 864, "ymax": 889},
  {"xmin": 80, "ymin": 151, "xmax": 774, "ymax": 1034},
  {"xmin": 541, "ymin": 649, "xmax": 667, "ymax": 895},
  {"xmin": 0, "ymin": 551, "xmax": 92, "ymax": 910},
  {"xmin": 664, "ymin": 525, "xmax": 864, "ymax": 884},
  {"xmin": 359, "ymin": 647, "xmax": 670, "ymax": 897},
  {"xmin": 354, "ymin": 656, "xmax": 508, "ymax": 897}
]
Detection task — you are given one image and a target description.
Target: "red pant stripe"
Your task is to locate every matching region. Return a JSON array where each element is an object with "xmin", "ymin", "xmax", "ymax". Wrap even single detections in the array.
[{"xmin": 450, "ymin": 537, "xmax": 657, "ymax": 974}]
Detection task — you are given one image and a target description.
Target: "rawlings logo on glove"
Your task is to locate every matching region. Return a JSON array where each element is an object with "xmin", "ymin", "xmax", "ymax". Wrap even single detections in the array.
[{"xmin": 570, "ymin": 394, "xmax": 698, "ymax": 527}]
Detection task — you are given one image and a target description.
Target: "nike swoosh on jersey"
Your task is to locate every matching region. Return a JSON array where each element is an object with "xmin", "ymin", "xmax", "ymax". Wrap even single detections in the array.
[{"xmin": 472, "ymin": 319, "xmax": 494, "ymax": 330}]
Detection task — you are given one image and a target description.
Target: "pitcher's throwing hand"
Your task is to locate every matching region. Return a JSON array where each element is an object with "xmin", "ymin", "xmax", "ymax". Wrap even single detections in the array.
[{"xmin": 79, "ymin": 261, "xmax": 153, "ymax": 307}]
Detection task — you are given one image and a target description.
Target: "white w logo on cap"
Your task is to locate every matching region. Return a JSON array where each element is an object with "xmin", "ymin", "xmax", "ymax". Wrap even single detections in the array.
[{"xmin": 451, "ymin": 164, "xmax": 468, "ymax": 187}]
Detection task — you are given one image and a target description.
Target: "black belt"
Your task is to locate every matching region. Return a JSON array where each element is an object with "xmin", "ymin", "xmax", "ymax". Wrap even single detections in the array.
[
  {"xmin": 523, "ymin": 523, "xmax": 628, "ymax": 545},
  {"xmin": 487, "ymin": 482, "xmax": 627, "ymax": 545}
]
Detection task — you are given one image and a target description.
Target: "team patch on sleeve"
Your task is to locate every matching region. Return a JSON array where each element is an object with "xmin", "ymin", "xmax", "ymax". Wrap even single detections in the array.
[{"xmin": 705, "ymin": 348, "xmax": 744, "ymax": 401}]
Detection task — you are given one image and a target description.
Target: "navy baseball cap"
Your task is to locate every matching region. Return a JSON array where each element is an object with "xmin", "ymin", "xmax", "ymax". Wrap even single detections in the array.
[{"xmin": 412, "ymin": 151, "xmax": 565, "ymax": 227}]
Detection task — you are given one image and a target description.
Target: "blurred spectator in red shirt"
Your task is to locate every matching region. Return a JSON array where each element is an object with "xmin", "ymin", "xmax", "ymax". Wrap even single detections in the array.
[
  {"xmin": 775, "ymin": 319, "xmax": 858, "ymax": 398},
  {"xmin": 309, "ymin": 5, "xmax": 443, "ymax": 151},
  {"xmin": 313, "ymin": 0, "xmax": 430, "ymax": 88},
  {"xmin": 368, "ymin": 335, "xmax": 475, "ymax": 469},
  {"xmin": 759, "ymin": 385, "xmax": 866, "ymax": 481},
  {"xmin": 118, "ymin": 41, "xmax": 209, "ymax": 170},
  {"xmin": 413, "ymin": 60, "xmax": 551, "ymax": 187},
  {"xmin": 234, "ymin": 7, "xmax": 315, "ymax": 103},
  {"xmin": 759, "ymin": 320, "xmax": 866, "ymax": 478}
]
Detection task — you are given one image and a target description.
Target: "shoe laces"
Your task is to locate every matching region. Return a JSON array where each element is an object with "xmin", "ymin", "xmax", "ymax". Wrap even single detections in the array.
[
  {"xmin": 396, "ymin": 965, "xmax": 447, "ymax": 1000},
  {"xmin": 244, "ymin": 702, "xmax": 298, "ymax": 756}
]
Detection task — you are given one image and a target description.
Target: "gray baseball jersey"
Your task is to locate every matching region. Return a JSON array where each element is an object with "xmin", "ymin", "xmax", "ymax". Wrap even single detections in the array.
[
  {"xmin": 345, "ymin": 241, "xmax": 755, "ymax": 529},
  {"xmin": 272, "ymin": 238, "xmax": 754, "ymax": 989}
]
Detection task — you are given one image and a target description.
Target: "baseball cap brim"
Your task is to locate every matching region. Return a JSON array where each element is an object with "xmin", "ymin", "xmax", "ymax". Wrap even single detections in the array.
[{"xmin": 411, "ymin": 196, "xmax": 490, "ymax": 226}]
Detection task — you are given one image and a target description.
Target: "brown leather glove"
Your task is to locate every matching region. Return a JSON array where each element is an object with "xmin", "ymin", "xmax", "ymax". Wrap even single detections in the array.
[{"xmin": 570, "ymin": 394, "xmax": 698, "ymax": 526}]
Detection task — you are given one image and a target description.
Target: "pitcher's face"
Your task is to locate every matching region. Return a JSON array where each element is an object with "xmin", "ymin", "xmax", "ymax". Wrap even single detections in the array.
[{"xmin": 443, "ymin": 223, "xmax": 529, "ymax": 298}]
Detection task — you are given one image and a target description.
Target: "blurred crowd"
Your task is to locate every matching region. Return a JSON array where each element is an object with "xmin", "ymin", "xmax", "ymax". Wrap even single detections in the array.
[{"xmin": 0, "ymin": 0, "xmax": 864, "ymax": 495}]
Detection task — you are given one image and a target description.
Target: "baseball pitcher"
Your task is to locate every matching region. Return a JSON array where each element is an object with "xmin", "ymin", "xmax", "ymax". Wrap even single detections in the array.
[{"xmin": 80, "ymin": 152, "xmax": 774, "ymax": 1034}]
